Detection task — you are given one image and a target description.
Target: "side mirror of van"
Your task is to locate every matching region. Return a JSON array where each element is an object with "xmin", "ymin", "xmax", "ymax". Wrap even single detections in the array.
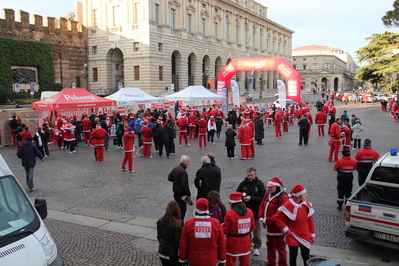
[{"xmin": 35, "ymin": 198, "xmax": 48, "ymax": 220}]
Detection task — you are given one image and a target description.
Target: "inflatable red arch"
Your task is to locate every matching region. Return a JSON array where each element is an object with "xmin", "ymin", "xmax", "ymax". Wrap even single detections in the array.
[{"xmin": 216, "ymin": 57, "xmax": 301, "ymax": 104}]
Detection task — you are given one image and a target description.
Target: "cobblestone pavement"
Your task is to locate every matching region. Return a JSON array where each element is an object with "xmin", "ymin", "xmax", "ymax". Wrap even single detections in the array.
[{"xmin": 2, "ymin": 93, "xmax": 398, "ymax": 265}]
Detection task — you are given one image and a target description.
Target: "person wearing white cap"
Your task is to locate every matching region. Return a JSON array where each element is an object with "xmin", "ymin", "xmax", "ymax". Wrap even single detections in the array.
[
  {"xmin": 179, "ymin": 198, "xmax": 226, "ymax": 266},
  {"xmin": 274, "ymin": 184, "xmax": 316, "ymax": 266},
  {"xmin": 259, "ymin": 177, "xmax": 289, "ymax": 266},
  {"xmin": 222, "ymin": 192, "xmax": 255, "ymax": 266}
]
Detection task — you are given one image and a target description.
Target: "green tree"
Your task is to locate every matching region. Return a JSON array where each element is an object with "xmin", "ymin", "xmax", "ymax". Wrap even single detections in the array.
[
  {"xmin": 355, "ymin": 31, "xmax": 399, "ymax": 93},
  {"xmin": 382, "ymin": 0, "xmax": 399, "ymax": 28}
]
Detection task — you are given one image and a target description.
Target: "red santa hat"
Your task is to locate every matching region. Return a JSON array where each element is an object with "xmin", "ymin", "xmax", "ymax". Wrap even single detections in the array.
[
  {"xmin": 267, "ymin": 177, "xmax": 285, "ymax": 188},
  {"xmin": 125, "ymin": 127, "xmax": 131, "ymax": 131},
  {"xmin": 195, "ymin": 198, "xmax": 209, "ymax": 214},
  {"xmin": 157, "ymin": 120, "xmax": 162, "ymax": 125},
  {"xmin": 96, "ymin": 123, "xmax": 102, "ymax": 128},
  {"xmin": 290, "ymin": 184, "xmax": 307, "ymax": 197},
  {"xmin": 229, "ymin": 192, "xmax": 243, "ymax": 203},
  {"xmin": 143, "ymin": 121, "xmax": 148, "ymax": 126}
]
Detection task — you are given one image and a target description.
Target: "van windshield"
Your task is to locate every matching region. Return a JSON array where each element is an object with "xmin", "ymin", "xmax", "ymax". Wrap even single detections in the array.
[{"xmin": 0, "ymin": 175, "xmax": 39, "ymax": 245}]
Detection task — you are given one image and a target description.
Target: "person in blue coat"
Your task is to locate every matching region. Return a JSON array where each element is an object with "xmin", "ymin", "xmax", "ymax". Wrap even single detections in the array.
[{"xmin": 17, "ymin": 136, "xmax": 43, "ymax": 192}]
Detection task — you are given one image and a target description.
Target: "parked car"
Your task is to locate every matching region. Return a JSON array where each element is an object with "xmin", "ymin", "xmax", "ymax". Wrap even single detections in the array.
[
  {"xmin": 273, "ymin": 99, "xmax": 297, "ymax": 108},
  {"xmin": 241, "ymin": 92, "xmax": 253, "ymax": 101},
  {"xmin": 373, "ymin": 93, "xmax": 388, "ymax": 101},
  {"xmin": 361, "ymin": 94, "xmax": 377, "ymax": 103}
]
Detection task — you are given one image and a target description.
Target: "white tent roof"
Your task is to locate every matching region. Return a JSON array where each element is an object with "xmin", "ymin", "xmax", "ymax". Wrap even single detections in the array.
[
  {"xmin": 165, "ymin": 85, "xmax": 224, "ymax": 101},
  {"xmin": 105, "ymin": 87, "xmax": 164, "ymax": 105}
]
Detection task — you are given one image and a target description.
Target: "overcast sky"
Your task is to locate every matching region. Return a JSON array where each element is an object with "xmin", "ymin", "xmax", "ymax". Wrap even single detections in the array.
[{"xmin": 2, "ymin": 0, "xmax": 398, "ymax": 63}]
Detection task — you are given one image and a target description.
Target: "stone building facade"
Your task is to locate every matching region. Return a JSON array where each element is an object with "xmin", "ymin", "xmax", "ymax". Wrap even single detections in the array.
[
  {"xmin": 291, "ymin": 45, "xmax": 357, "ymax": 92},
  {"xmin": 0, "ymin": 9, "xmax": 88, "ymax": 91},
  {"xmin": 75, "ymin": 0, "xmax": 294, "ymax": 95}
]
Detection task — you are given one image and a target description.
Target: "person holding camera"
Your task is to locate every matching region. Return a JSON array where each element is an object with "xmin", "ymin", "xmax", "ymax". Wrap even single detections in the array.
[{"xmin": 236, "ymin": 167, "xmax": 266, "ymax": 256}]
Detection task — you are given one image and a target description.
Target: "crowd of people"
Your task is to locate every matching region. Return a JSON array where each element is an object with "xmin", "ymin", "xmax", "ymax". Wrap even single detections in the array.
[{"xmin": 164, "ymin": 156, "xmax": 315, "ymax": 266}]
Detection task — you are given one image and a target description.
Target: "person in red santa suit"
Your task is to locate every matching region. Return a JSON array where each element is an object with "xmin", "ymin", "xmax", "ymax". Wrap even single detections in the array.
[
  {"xmin": 176, "ymin": 115, "xmax": 189, "ymax": 147},
  {"xmin": 188, "ymin": 111, "xmax": 197, "ymax": 140},
  {"xmin": 283, "ymin": 109, "xmax": 289, "ymax": 133},
  {"xmin": 259, "ymin": 177, "xmax": 289, "ymax": 266},
  {"xmin": 237, "ymin": 120, "xmax": 252, "ymax": 160},
  {"xmin": 391, "ymin": 100, "xmax": 398, "ymax": 121},
  {"xmin": 274, "ymin": 110, "xmax": 283, "ymax": 138},
  {"xmin": 305, "ymin": 111, "xmax": 313, "ymax": 137},
  {"xmin": 328, "ymin": 118, "xmax": 342, "ymax": 162},
  {"xmin": 179, "ymin": 198, "xmax": 226, "ymax": 266},
  {"xmin": 223, "ymin": 192, "xmax": 255, "ymax": 266},
  {"xmin": 64, "ymin": 120, "xmax": 76, "ymax": 153},
  {"xmin": 288, "ymin": 105, "xmax": 295, "ymax": 125},
  {"xmin": 328, "ymin": 106, "xmax": 336, "ymax": 134},
  {"xmin": 60, "ymin": 120, "xmax": 69, "ymax": 150},
  {"xmin": 141, "ymin": 121, "xmax": 152, "ymax": 158},
  {"xmin": 197, "ymin": 116, "xmax": 207, "ymax": 150},
  {"xmin": 341, "ymin": 123, "xmax": 352, "ymax": 150},
  {"xmin": 274, "ymin": 184, "xmax": 316, "ymax": 266},
  {"xmin": 315, "ymin": 110, "xmax": 327, "ymax": 137},
  {"xmin": 81, "ymin": 115, "xmax": 92, "ymax": 146},
  {"xmin": 265, "ymin": 107, "xmax": 274, "ymax": 128},
  {"xmin": 121, "ymin": 127, "xmax": 136, "ymax": 172},
  {"xmin": 91, "ymin": 123, "xmax": 108, "ymax": 162}
]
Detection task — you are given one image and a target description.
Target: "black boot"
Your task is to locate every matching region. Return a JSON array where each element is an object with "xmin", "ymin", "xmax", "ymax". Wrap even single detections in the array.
[{"xmin": 337, "ymin": 200, "xmax": 343, "ymax": 210}]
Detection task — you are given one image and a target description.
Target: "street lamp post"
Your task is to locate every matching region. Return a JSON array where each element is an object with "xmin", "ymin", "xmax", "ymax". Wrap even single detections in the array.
[{"xmin": 83, "ymin": 63, "xmax": 88, "ymax": 90}]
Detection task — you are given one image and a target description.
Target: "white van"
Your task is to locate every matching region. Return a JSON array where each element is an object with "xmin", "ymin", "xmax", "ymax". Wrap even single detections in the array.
[{"xmin": 0, "ymin": 155, "xmax": 63, "ymax": 265}]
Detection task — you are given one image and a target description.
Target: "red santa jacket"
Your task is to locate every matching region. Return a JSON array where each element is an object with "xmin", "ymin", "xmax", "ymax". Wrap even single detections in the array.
[
  {"xmin": 188, "ymin": 114, "xmax": 197, "ymax": 127},
  {"xmin": 274, "ymin": 112, "xmax": 282, "ymax": 126},
  {"xmin": 283, "ymin": 112, "xmax": 289, "ymax": 123},
  {"xmin": 321, "ymin": 105, "xmax": 329, "ymax": 115},
  {"xmin": 315, "ymin": 112, "xmax": 327, "ymax": 125},
  {"xmin": 306, "ymin": 113, "xmax": 313, "ymax": 125},
  {"xmin": 91, "ymin": 128, "xmax": 108, "ymax": 146},
  {"xmin": 329, "ymin": 122, "xmax": 341, "ymax": 141},
  {"xmin": 274, "ymin": 198, "xmax": 316, "ymax": 249},
  {"xmin": 209, "ymin": 109, "xmax": 218, "ymax": 118},
  {"xmin": 237, "ymin": 125, "xmax": 252, "ymax": 145},
  {"xmin": 329, "ymin": 107, "xmax": 336, "ymax": 116},
  {"xmin": 82, "ymin": 118, "xmax": 92, "ymax": 132},
  {"xmin": 122, "ymin": 131, "xmax": 136, "ymax": 152},
  {"xmin": 223, "ymin": 206, "xmax": 255, "ymax": 256},
  {"xmin": 197, "ymin": 119, "xmax": 207, "ymax": 135},
  {"xmin": 258, "ymin": 191, "xmax": 289, "ymax": 235},
  {"xmin": 63, "ymin": 124, "xmax": 76, "ymax": 141},
  {"xmin": 141, "ymin": 126, "xmax": 152, "ymax": 144},
  {"xmin": 179, "ymin": 216, "xmax": 226, "ymax": 265},
  {"xmin": 176, "ymin": 117, "xmax": 188, "ymax": 133}
]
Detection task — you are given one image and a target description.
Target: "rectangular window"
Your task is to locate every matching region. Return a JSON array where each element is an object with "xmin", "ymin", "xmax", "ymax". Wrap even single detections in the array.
[
  {"xmin": 159, "ymin": 66, "xmax": 163, "ymax": 80},
  {"xmin": 158, "ymin": 43, "xmax": 163, "ymax": 52},
  {"xmin": 91, "ymin": 46, "xmax": 97, "ymax": 55},
  {"xmin": 214, "ymin": 22, "xmax": 218, "ymax": 39},
  {"xmin": 155, "ymin": 4, "xmax": 159, "ymax": 24},
  {"xmin": 188, "ymin": 14, "xmax": 192, "ymax": 32},
  {"xmin": 325, "ymin": 64, "xmax": 330, "ymax": 69},
  {"xmin": 76, "ymin": 77, "xmax": 81, "ymax": 88},
  {"xmin": 93, "ymin": 68, "xmax": 98, "ymax": 82},
  {"xmin": 171, "ymin": 9, "xmax": 175, "ymax": 28},
  {"xmin": 115, "ymin": 64, "xmax": 120, "ymax": 71},
  {"xmin": 134, "ymin": 66, "xmax": 140, "ymax": 80},
  {"xmin": 303, "ymin": 64, "xmax": 307, "ymax": 70},
  {"xmin": 293, "ymin": 64, "xmax": 296, "ymax": 69},
  {"xmin": 202, "ymin": 3, "xmax": 206, "ymax": 8},
  {"xmin": 133, "ymin": 42, "xmax": 139, "ymax": 51},
  {"xmin": 202, "ymin": 18, "xmax": 206, "ymax": 36},
  {"xmin": 313, "ymin": 64, "xmax": 317, "ymax": 70},
  {"xmin": 112, "ymin": 6, "xmax": 120, "ymax": 26},
  {"xmin": 93, "ymin": 9, "xmax": 98, "ymax": 27}
]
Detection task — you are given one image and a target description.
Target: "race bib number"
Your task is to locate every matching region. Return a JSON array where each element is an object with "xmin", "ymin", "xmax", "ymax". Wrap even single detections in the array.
[
  {"xmin": 195, "ymin": 221, "xmax": 211, "ymax": 238},
  {"xmin": 238, "ymin": 218, "xmax": 250, "ymax": 234}
]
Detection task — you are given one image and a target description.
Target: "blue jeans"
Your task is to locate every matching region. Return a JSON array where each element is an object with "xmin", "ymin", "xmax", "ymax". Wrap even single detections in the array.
[{"xmin": 24, "ymin": 167, "xmax": 34, "ymax": 189}]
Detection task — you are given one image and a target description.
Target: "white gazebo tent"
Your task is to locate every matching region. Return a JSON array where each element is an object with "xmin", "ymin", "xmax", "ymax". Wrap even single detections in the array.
[{"xmin": 165, "ymin": 85, "xmax": 224, "ymax": 102}]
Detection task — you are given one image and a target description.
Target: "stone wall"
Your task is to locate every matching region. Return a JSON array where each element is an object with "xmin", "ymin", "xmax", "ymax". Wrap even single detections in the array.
[{"xmin": 0, "ymin": 9, "xmax": 88, "ymax": 90}]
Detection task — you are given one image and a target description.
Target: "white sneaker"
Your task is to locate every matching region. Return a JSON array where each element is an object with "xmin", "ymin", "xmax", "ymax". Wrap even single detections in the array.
[{"xmin": 253, "ymin": 248, "xmax": 260, "ymax": 256}]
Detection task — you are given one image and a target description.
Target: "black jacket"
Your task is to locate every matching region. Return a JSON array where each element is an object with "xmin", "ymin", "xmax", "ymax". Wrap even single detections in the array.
[
  {"xmin": 154, "ymin": 125, "xmax": 169, "ymax": 144},
  {"xmin": 255, "ymin": 117, "xmax": 265, "ymax": 139},
  {"xmin": 236, "ymin": 176, "xmax": 266, "ymax": 219},
  {"xmin": 224, "ymin": 128, "xmax": 236, "ymax": 147},
  {"xmin": 169, "ymin": 163, "xmax": 191, "ymax": 197},
  {"xmin": 194, "ymin": 163, "xmax": 221, "ymax": 199},
  {"xmin": 156, "ymin": 218, "xmax": 182, "ymax": 259}
]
